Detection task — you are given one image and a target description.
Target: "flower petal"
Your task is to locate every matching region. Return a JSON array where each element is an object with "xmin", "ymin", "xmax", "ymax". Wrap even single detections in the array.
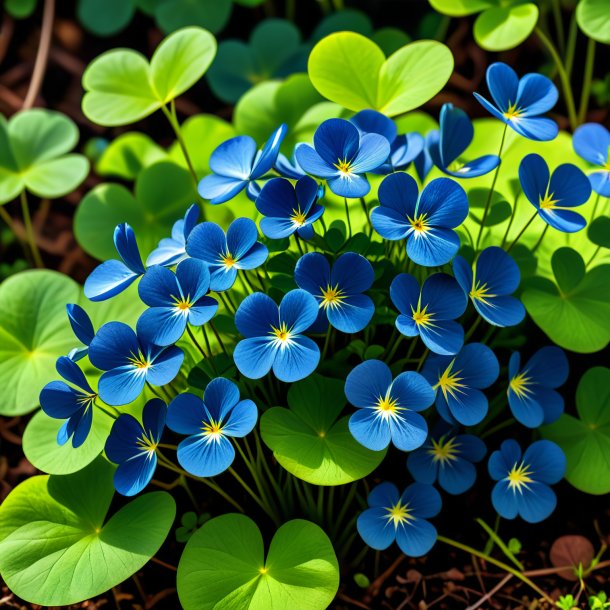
[
  {"xmin": 235, "ymin": 292, "xmax": 279, "ymax": 338},
  {"xmin": 234, "ymin": 337, "xmax": 278, "ymax": 379},
  {"xmin": 186, "ymin": 222, "xmax": 227, "ymax": 265},
  {"xmin": 177, "ymin": 433, "xmax": 235, "ymax": 477},
  {"xmin": 89, "ymin": 321, "xmax": 138, "ymax": 371},
  {"xmin": 294, "ymin": 252, "xmax": 331, "ymax": 297},
  {"xmin": 345, "ymin": 360, "xmax": 392, "ymax": 408},
  {"xmin": 395, "ymin": 519, "xmax": 437, "ymax": 557},
  {"xmin": 272, "ymin": 335, "xmax": 320, "ymax": 382},
  {"xmin": 98, "ymin": 366, "xmax": 146, "ymax": 406},
  {"xmin": 223, "ymin": 399, "xmax": 258, "ymax": 437},
  {"xmin": 357, "ymin": 507, "xmax": 396, "ymax": 550},
  {"xmin": 84, "ymin": 260, "xmax": 140, "ymax": 302},
  {"xmin": 331, "ymin": 252, "xmax": 374, "ymax": 294},
  {"xmin": 209, "ymin": 135, "xmax": 257, "ymax": 179},
  {"xmin": 349, "ymin": 408, "xmax": 391, "ymax": 451},
  {"xmin": 167, "ymin": 393, "xmax": 206, "ymax": 435},
  {"xmin": 279, "ymin": 289, "xmax": 319, "ymax": 334},
  {"xmin": 327, "ymin": 293, "xmax": 375, "ymax": 333}
]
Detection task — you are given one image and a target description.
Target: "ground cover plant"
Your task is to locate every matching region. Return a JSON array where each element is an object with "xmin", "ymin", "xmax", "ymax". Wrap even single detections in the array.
[{"xmin": 0, "ymin": 0, "xmax": 610, "ymax": 608}]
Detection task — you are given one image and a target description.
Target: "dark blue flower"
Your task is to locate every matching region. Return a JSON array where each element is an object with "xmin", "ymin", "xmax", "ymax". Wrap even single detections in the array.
[
  {"xmin": 414, "ymin": 131, "xmax": 436, "ymax": 183},
  {"xmin": 519, "ymin": 153, "xmax": 591, "ymax": 233},
  {"xmin": 345, "ymin": 360, "xmax": 434, "ymax": 451},
  {"xmin": 136, "ymin": 259, "xmax": 218, "ymax": 347},
  {"xmin": 105, "ymin": 398, "xmax": 166, "ymax": 496},
  {"xmin": 453, "ymin": 247, "xmax": 525, "ymax": 327},
  {"xmin": 294, "ymin": 251, "xmax": 375, "ymax": 333},
  {"xmin": 233, "ymin": 289, "xmax": 320, "ymax": 382},
  {"xmin": 146, "ymin": 204, "xmax": 200, "ymax": 267},
  {"xmin": 186, "ymin": 218, "xmax": 268, "ymax": 292},
  {"xmin": 421, "ymin": 343, "xmax": 499, "ymax": 426},
  {"xmin": 507, "ymin": 346, "xmax": 568, "ymax": 428},
  {"xmin": 40, "ymin": 356, "xmax": 98, "ymax": 448},
  {"xmin": 390, "ymin": 272, "xmax": 467, "ymax": 356},
  {"xmin": 66, "ymin": 304, "xmax": 95, "ymax": 361},
  {"xmin": 256, "ymin": 176, "xmax": 324, "ymax": 240},
  {"xmin": 489, "ymin": 439, "xmax": 566, "ymax": 523},
  {"xmin": 371, "ymin": 172, "xmax": 468, "ymax": 267},
  {"xmin": 198, "ymin": 124, "xmax": 287, "ymax": 205},
  {"xmin": 275, "ymin": 144, "xmax": 310, "ymax": 180},
  {"xmin": 429, "ymin": 103, "xmax": 501, "ymax": 178},
  {"xmin": 573, "ymin": 123, "xmax": 610, "ymax": 197},
  {"xmin": 474, "ymin": 62, "xmax": 559, "ymax": 141},
  {"xmin": 407, "ymin": 424, "xmax": 486, "ymax": 495},
  {"xmin": 357, "ymin": 482, "xmax": 441, "ymax": 557},
  {"xmin": 88, "ymin": 321, "xmax": 184, "ymax": 406},
  {"xmin": 84, "ymin": 223, "xmax": 146, "ymax": 302},
  {"xmin": 295, "ymin": 118, "xmax": 390, "ymax": 198},
  {"xmin": 167, "ymin": 378, "xmax": 257, "ymax": 477}
]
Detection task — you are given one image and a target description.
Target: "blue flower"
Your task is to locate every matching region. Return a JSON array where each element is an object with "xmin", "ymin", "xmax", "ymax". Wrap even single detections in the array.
[
  {"xmin": 414, "ymin": 131, "xmax": 436, "ymax": 183},
  {"xmin": 429, "ymin": 103, "xmax": 501, "ymax": 178},
  {"xmin": 390, "ymin": 272, "xmax": 467, "ymax": 356},
  {"xmin": 573, "ymin": 123, "xmax": 610, "ymax": 197},
  {"xmin": 407, "ymin": 424, "xmax": 487, "ymax": 495},
  {"xmin": 88, "ymin": 321, "xmax": 184, "ymax": 406},
  {"xmin": 519, "ymin": 153, "xmax": 591, "ymax": 233},
  {"xmin": 507, "ymin": 346, "xmax": 568, "ymax": 428},
  {"xmin": 275, "ymin": 144, "xmax": 309, "ymax": 180},
  {"xmin": 295, "ymin": 118, "xmax": 390, "ymax": 198},
  {"xmin": 40, "ymin": 356, "xmax": 98, "ymax": 448},
  {"xmin": 84, "ymin": 223, "xmax": 146, "ymax": 302},
  {"xmin": 105, "ymin": 398, "xmax": 166, "ymax": 496},
  {"xmin": 146, "ymin": 204, "xmax": 200, "ymax": 267},
  {"xmin": 357, "ymin": 482, "xmax": 441, "ymax": 557},
  {"xmin": 421, "ymin": 343, "xmax": 499, "ymax": 426},
  {"xmin": 166, "ymin": 378, "xmax": 257, "ymax": 477},
  {"xmin": 489, "ymin": 439, "xmax": 566, "ymax": 523},
  {"xmin": 186, "ymin": 218, "xmax": 268, "ymax": 292},
  {"xmin": 233, "ymin": 289, "xmax": 320, "ymax": 382},
  {"xmin": 453, "ymin": 247, "xmax": 525, "ymax": 327},
  {"xmin": 349, "ymin": 109, "xmax": 424, "ymax": 174},
  {"xmin": 345, "ymin": 360, "xmax": 434, "ymax": 451},
  {"xmin": 198, "ymin": 124, "xmax": 287, "ymax": 205},
  {"xmin": 256, "ymin": 176, "xmax": 324, "ymax": 240},
  {"xmin": 66, "ymin": 304, "xmax": 94, "ymax": 361},
  {"xmin": 371, "ymin": 172, "xmax": 468, "ymax": 267},
  {"xmin": 294, "ymin": 251, "xmax": 375, "ymax": 334},
  {"xmin": 136, "ymin": 259, "xmax": 218, "ymax": 347},
  {"xmin": 474, "ymin": 62, "xmax": 559, "ymax": 141}
]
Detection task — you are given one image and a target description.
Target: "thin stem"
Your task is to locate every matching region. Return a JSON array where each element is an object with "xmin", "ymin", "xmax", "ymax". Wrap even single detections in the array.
[
  {"xmin": 20, "ymin": 191, "xmax": 43, "ymax": 267},
  {"xmin": 437, "ymin": 535, "xmax": 554, "ymax": 605},
  {"xmin": 228, "ymin": 467, "xmax": 279, "ymax": 524},
  {"xmin": 565, "ymin": 13, "xmax": 578, "ymax": 78},
  {"xmin": 481, "ymin": 418, "xmax": 516, "ymax": 439},
  {"xmin": 218, "ymin": 291, "xmax": 236, "ymax": 315},
  {"xmin": 344, "ymin": 198, "xmax": 352, "ymax": 238},
  {"xmin": 385, "ymin": 334, "xmax": 405, "ymax": 363},
  {"xmin": 186, "ymin": 325, "xmax": 208, "ymax": 360},
  {"xmin": 208, "ymin": 320, "xmax": 230, "ymax": 359},
  {"xmin": 586, "ymin": 245, "xmax": 601, "ymax": 268},
  {"xmin": 321, "ymin": 325, "xmax": 332, "ymax": 359},
  {"xmin": 550, "ymin": 0, "xmax": 565, "ymax": 55},
  {"xmin": 506, "ymin": 211, "xmax": 538, "ymax": 253},
  {"xmin": 23, "ymin": 0, "xmax": 55, "ymax": 108},
  {"xmin": 531, "ymin": 224, "xmax": 549, "ymax": 254},
  {"xmin": 578, "ymin": 38, "xmax": 596, "ymax": 124},
  {"xmin": 477, "ymin": 517, "xmax": 524, "ymax": 571},
  {"xmin": 500, "ymin": 192, "xmax": 521, "ymax": 248},
  {"xmin": 475, "ymin": 125, "xmax": 508, "ymax": 251},
  {"xmin": 464, "ymin": 316, "xmax": 482, "ymax": 342},
  {"xmin": 535, "ymin": 27, "xmax": 578, "ymax": 130}
]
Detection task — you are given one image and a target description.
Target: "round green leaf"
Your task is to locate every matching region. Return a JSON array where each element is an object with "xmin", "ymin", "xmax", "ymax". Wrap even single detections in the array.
[
  {"xmin": 0, "ymin": 458, "xmax": 176, "ymax": 606},
  {"xmin": 542, "ymin": 367, "xmax": 610, "ymax": 494},
  {"xmin": 552, "ymin": 247, "xmax": 586, "ymax": 293},
  {"xmin": 23, "ymin": 408, "xmax": 113, "ymax": 475},
  {"xmin": 177, "ymin": 514, "xmax": 339, "ymax": 610},
  {"xmin": 577, "ymin": 0, "xmax": 610, "ymax": 44},
  {"xmin": 77, "ymin": 0, "xmax": 135, "ymax": 36},
  {"xmin": 473, "ymin": 4, "xmax": 539, "ymax": 51},
  {"xmin": 154, "ymin": 0, "xmax": 232, "ymax": 35},
  {"xmin": 588, "ymin": 216, "xmax": 610, "ymax": 249},
  {"xmin": 5, "ymin": 0, "xmax": 38, "ymax": 18},
  {"xmin": 0, "ymin": 271, "xmax": 80, "ymax": 416},
  {"xmin": 428, "ymin": 0, "xmax": 495, "ymax": 17},
  {"xmin": 23, "ymin": 155, "xmax": 90, "ymax": 199},
  {"xmin": 260, "ymin": 375, "xmax": 386, "ymax": 485},
  {"xmin": 96, "ymin": 132, "xmax": 167, "ymax": 179},
  {"xmin": 311, "ymin": 9, "xmax": 373, "ymax": 42}
]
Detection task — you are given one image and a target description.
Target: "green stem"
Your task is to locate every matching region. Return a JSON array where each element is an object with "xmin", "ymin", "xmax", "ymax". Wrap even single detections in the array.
[
  {"xmin": 475, "ymin": 125, "xmax": 508, "ymax": 251},
  {"xmin": 550, "ymin": 0, "xmax": 565, "ymax": 55},
  {"xmin": 481, "ymin": 417, "xmax": 517, "ymax": 440},
  {"xmin": 385, "ymin": 334, "xmax": 405, "ymax": 363},
  {"xmin": 535, "ymin": 27, "xmax": 578, "ymax": 130},
  {"xmin": 218, "ymin": 291, "xmax": 236, "ymax": 315},
  {"xmin": 565, "ymin": 13, "xmax": 578, "ymax": 78},
  {"xmin": 464, "ymin": 316, "xmax": 482, "ymax": 342},
  {"xmin": 500, "ymin": 192, "xmax": 521, "ymax": 248},
  {"xmin": 578, "ymin": 38, "xmax": 596, "ymax": 124},
  {"xmin": 208, "ymin": 320, "xmax": 230, "ymax": 359},
  {"xmin": 20, "ymin": 191, "xmax": 43, "ymax": 268},
  {"xmin": 477, "ymin": 517, "xmax": 524, "ymax": 571},
  {"xmin": 186, "ymin": 325, "xmax": 208, "ymax": 360},
  {"xmin": 586, "ymin": 245, "xmax": 601, "ymax": 268},
  {"xmin": 228, "ymin": 467, "xmax": 279, "ymax": 524},
  {"xmin": 531, "ymin": 224, "xmax": 549, "ymax": 254},
  {"xmin": 344, "ymin": 198, "xmax": 352, "ymax": 238},
  {"xmin": 506, "ymin": 211, "xmax": 538, "ymax": 253}
]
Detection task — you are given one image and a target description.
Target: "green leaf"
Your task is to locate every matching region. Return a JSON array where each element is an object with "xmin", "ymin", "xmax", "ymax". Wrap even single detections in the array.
[
  {"xmin": 96, "ymin": 132, "xmax": 167, "ymax": 179},
  {"xmin": 82, "ymin": 27, "xmax": 216, "ymax": 126},
  {"xmin": 75, "ymin": 161, "xmax": 195, "ymax": 261},
  {"xmin": 542, "ymin": 367, "xmax": 610, "ymax": 494},
  {"xmin": 0, "ymin": 270, "xmax": 80, "ymax": 416},
  {"xmin": 577, "ymin": 0, "xmax": 610, "ymax": 44},
  {"xmin": 552, "ymin": 247, "xmax": 586, "ymax": 293},
  {"xmin": 154, "ymin": 0, "xmax": 232, "ymax": 35},
  {"xmin": 428, "ymin": 0, "xmax": 495, "ymax": 17},
  {"xmin": 588, "ymin": 216, "xmax": 610, "ymax": 248},
  {"xmin": 0, "ymin": 458, "xmax": 176, "ymax": 606},
  {"xmin": 0, "ymin": 110, "xmax": 89, "ymax": 203},
  {"xmin": 177, "ymin": 514, "xmax": 339, "ymax": 610},
  {"xmin": 473, "ymin": 4, "xmax": 539, "ymax": 51},
  {"xmin": 260, "ymin": 375, "xmax": 386, "ymax": 485},
  {"xmin": 5, "ymin": 0, "xmax": 38, "ymax": 18},
  {"xmin": 23, "ymin": 408, "xmax": 113, "ymax": 475},
  {"xmin": 308, "ymin": 32, "xmax": 453, "ymax": 116},
  {"xmin": 311, "ymin": 9, "xmax": 373, "ymax": 41},
  {"xmin": 77, "ymin": 0, "xmax": 135, "ymax": 36},
  {"xmin": 372, "ymin": 27, "xmax": 411, "ymax": 56}
]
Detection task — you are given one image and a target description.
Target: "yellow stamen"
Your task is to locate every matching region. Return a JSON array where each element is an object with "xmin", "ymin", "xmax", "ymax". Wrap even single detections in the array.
[
  {"xmin": 385, "ymin": 501, "xmax": 413, "ymax": 528},
  {"xmin": 509, "ymin": 372, "xmax": 534, "ymax": 399},
  {"xmin": 334, "ymin": 158, "xmax": 352, "ymax": 174},
  {"xmin": 503, "ymin": 102, "xmax": 522, "ymax": 121},
  {"xmin": 172, "ymin": 294, "xmax": 193, "ymax": 311},
  {"xmin": 469, "ymin": 279, "xmax": 496, "ymax": 306},
  {"xmin": 220, "ymin": 252, "xmax": 237, "ymax": 268},
  {"xmin": 290, "ymin": 207, "xmax": 307, "ymax": 226},
  {"xmin": 127, "ymin": 350, "xmax": 151, "ymax": 371},
  {"xmin": 539, "ymin": 193, "xmax": 559, "ymax": 210},
  {"xmin": 434, "ymin": 359, "xmax": 468, "ymax": 403},
  {"xmin": 202, "ymin": 418, "xmax": 223, "ymax": 439},
  {"xmin": 320, "ymin": 283, "xmax": 345, "ymax": 310},
  {"xmin": 374, "ymin": 392, "xmax": 404, "ymax": 421},
  {"xmin": 76, "ymin": 391, "xmax": 97, "ymax": 408},
  {"xmin": 270, "ymin": 321, "xmax": 292, "ymax": 344},
  {"xmin": 408, "ymin": 212, "xmax": 429, "ymax": 234},
  {"xmin": 411, "ymin": 302, "xmax": 434, "ymax": 328},
  {"xmin": 427, "ymin": 436, "xmax": 460, "ymax": 464},
  {"xmin": 506, "ymin": 461, "xmax": 534, "ymax": 492},
  {"xmin": 136, "ymin": 430, "xmax": 158, "ymax": 456}
]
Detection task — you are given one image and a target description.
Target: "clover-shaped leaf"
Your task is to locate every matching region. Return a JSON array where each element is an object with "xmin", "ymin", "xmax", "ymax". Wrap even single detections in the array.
[
  {"xmin": 577, "ymin": 0, "xmax": 610, "ymax": 45},
  {"xmin": 177, "ymin": 514, "xmax": 339, "ymax": 610},
  {"xmin": 0, "ymin": 110, "xmax": 89, "ymax": 204},
  {"xmin": 543, "ymin": 367, "xmax": 610, "ymax": 494},
  {"xmin": 82, "ymin": 27, "xmax": 217, "ymax": 126},
  {"xmin": 261, "ymin": 374, "xmax": 386, "ymax": 485},
  {"xmin": 308, "ymin": 32, "xmax": 453, "ymax": 116}
]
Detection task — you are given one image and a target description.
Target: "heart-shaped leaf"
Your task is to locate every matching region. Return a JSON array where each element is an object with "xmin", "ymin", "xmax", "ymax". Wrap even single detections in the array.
[
  {"xmin": 260, "ymin": 375, "xmax": 386, "ymax": 485},
  {"xmin": 588, "ymin": 216, "xmax": 610, "ymax": 249},
  {"xmin": 308, "ymin": 32, "xmax": 453, "ymax": 116},
  {"xmin": 473, "ymin": 4, "xmax": 539, "ymax": 51},
  {"xmin": 96, "ymin": 132, "xmax": 168, "ymax": 179},
  {"xmin": 542, "ymin": 367, "xmax": 610, "ymax": 494},
  {"xmin": 0, "ymin": 458, "xmax": 176, "ymax": 606},
  {"xmin": 177, "ymin": 514, "xmax": 339, "ymax": 610},
  {"xmin": 77, "ymin": 0, "xmax": 135, "ymax": 36},
  {"xmin": 549, "ymin": 535, "xmax": 595, "ymax": 581},
  {"xmin": 0, "ymin": 110, "xmax": 89, "ymax": 204},
  {"xmin": 577, "ymin": 0, "xmax": 610, "ymax": 44},
  {"xmin": 82, "ymin": 27, "xmax": 217, "ymax": 126},
  {"xmin": 154, "ymin": 0, "xmax": 232, "ymax": 35}
]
